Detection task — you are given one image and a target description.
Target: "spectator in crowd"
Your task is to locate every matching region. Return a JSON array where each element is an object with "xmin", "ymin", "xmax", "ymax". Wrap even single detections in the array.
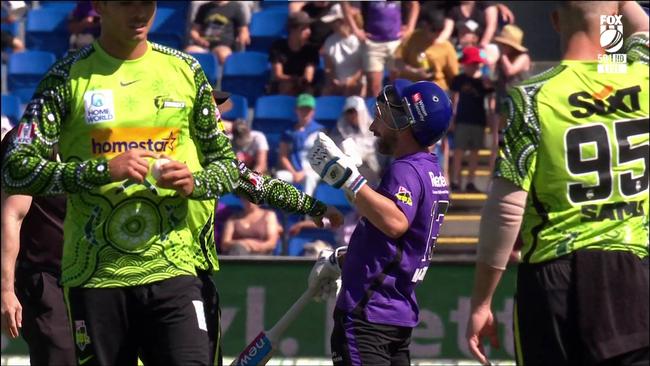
[
  {"xmin": 321, "ymin": 4, "xmax": 364, "ymax": 96},
  {"xmin": 68, "ymin": 1, "xmax": 101, "ymax": 50},
  {"xmin": 394, "ymin": 8, "xmax": 458, "ymax": 91},
  {"xmin": 449, "ymin": 46, "xmax": 495, "ymax": 193},
  {"xmin": 1, "ymin": 0, "xmax": 25, "ymax": 59},
  {"xmin": 447, "ymin": 1, "xmax": 499, "ymax": 47},
  {"xmin": 492, "ymin": 24, "xmax": 530, "ymax": 170},
  {"xmin": 277, "ymin": 93, "xmax": 323, "ymax": 196},
  {"xmin": 329, "ymin": 96, "xmax": 382, "ymax": 186},
  {"xmin": 186, "ymin": 1, "xmax": 250, "ymax": 64},
  {"xmin": 342, "ymin": 1, "xmax": 420, "ymax": 97},
  {"xmin": 220, "ymin": 198, "xmax": 281, "ymax": 255},
  {"xmin": 232, "ymin": 120, "xmax": 269, "ymax": 175},
  {"xmin": 289, "ymin": 208, "xmax": 361, "ymax": 250},
  {"xmin": 268, "ymin": 11, "xmax": 320, "ymax": 95},
  {"xmin": 289, "ymin": 1, "xmax": 335, "ymax": 51},
  {"xmin": 455, "ymin": 20, "xmax": 499, "ymax": 83},
  {"xmin": 494, "ymin": 24, "xmax": 531, "ymax": 105}
]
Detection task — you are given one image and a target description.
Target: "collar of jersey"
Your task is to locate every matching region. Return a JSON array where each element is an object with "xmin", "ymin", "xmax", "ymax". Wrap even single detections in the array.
[{"xmin": 93, "ymin": 40, "xmax": 152, "ymax": 65}]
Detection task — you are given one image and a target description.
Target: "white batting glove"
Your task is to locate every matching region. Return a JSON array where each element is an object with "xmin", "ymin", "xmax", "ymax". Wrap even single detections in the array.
[
  {"xmin": 308, "ymin": 133, "xmax": 367, "ymax": 200},
  {"xmin": 307, "ymin": 247, "xmax": 347, "ymax": 301},
  {"xmin": 315, "ymin": 278, "xmax": 342, "ymax": 302}
]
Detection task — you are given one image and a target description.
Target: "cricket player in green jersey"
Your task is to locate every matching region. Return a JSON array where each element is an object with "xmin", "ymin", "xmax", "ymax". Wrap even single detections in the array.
[
  {"xmin": 1, "ymin": 2, "xmax": 239, "ymax": 365},
  {"xmin": 465, "ymin": 1, "xmax": 649, "ymax": 366}
]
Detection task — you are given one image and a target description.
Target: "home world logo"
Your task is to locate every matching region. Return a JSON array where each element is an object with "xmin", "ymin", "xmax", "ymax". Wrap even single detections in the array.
[{"xmin": 597, "ymin": 14, "xmax": 627, "ymax": 74}]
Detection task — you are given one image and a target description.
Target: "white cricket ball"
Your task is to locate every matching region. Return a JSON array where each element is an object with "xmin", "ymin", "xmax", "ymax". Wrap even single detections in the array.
[{"xmin": 151, "ymin": 158, "xmax": 171, "ymax": 180}]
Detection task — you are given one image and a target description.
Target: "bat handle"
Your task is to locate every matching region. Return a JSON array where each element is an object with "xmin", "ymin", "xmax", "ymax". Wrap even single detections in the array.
[{"xmin": 265, "ymin": 287, "xmax": 317, "ymax": 343}]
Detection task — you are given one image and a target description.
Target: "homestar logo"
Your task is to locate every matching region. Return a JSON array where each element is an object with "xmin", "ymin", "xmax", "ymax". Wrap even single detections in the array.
[
  {"xmin": 90, "ymin": 128, "xmax": 179, "ymax": 158},
  {"xmin": 597, "ymin": 14, "xmax": 627, "ymax": 74}
]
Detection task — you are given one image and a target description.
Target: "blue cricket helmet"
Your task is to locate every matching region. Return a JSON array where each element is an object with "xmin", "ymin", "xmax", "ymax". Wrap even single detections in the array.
[{"xmin": 378, "ymin": 79, "xmax": 452, "ymax": 146}]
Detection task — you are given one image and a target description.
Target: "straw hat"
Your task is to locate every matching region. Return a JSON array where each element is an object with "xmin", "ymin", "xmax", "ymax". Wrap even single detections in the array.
[{"xmin": 493, "ymin": 24, "xmax": 528, "ymax": 53}]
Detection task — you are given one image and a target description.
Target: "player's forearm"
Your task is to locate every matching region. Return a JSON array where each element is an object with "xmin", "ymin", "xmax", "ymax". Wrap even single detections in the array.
[
  {"xmin": 236, "ymin": 162, "xmax": 326, "ymax": 217},
  {"xmin": 354, "ymin": 185, "xmax": 408, "ymax": 239},
  {"xmin": 470, "ymin": 261, "xmax": 504, "ymax": 309},
  {"xmin": 2, "ymin": 145, "xmax": 112, "ymax": 196},
  {"xmin": 191, "ymin": 139, "xmax": 239, "ymax": 200},
  {"xmin": 1, "ymin": 219, "xmax": 22, "ymax": 294}
]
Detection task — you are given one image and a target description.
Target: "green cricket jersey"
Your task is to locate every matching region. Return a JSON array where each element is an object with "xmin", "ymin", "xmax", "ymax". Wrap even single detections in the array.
[
  {"xmin": 496, "ymin": 34, "xmax": 649, "ymax": 263},
  {"xmin": 1, "ymin": 41, "xmax": 239, "ymax": 287}
]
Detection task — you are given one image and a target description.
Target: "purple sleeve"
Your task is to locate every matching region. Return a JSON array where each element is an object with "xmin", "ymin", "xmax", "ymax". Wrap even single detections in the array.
[{"xmin": 377, "ymin": 161, "xmax": 422, "ymax": 225}]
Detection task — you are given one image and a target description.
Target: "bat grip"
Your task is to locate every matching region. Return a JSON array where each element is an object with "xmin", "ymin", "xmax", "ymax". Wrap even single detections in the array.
[{"xmin": 265, "ymin": 287, "xmax": 317, "ymax": 343}]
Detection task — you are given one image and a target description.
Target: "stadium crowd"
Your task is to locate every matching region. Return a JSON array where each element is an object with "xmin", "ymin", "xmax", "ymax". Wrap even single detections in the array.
[{"xmin": 1, "ymin": 0, "xmax": 533, "ymax": 257}]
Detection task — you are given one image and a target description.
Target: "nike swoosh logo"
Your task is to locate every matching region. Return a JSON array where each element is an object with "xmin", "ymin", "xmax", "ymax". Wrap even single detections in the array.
[
  {"xmin": 120, "ymin": 80, "xmax": 139, "ymax": 87},
  {"xmin": 79, "ymin": 355, "xmax": 94, "ymax": 365}
]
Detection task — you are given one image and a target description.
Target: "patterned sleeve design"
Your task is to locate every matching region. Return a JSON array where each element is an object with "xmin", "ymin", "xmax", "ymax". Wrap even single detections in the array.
[
  {"xmin": 236, "ymin": 161, "xmax": 327, "ymax": 217},
  {"xmin": 624, "ymin": 32, "xmax": 649, "ymax": 65},
  {"xmin": 1, "ymin": 50, "xmax": 112, "ymax": 196},
  {"xmin": 188, "ymin": 65, "xmax": 239, "ymax": 200}
]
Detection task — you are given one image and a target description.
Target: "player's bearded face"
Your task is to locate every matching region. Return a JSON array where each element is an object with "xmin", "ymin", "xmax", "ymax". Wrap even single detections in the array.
[{"xmin": 370, "ymin": 108, "xmax": 399, "ymax": 155}]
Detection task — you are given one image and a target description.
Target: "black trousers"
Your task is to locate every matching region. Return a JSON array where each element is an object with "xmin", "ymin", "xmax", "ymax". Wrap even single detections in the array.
[
  {"xmin": 331, "ymin": 308, "xmax": 412, "ymax": 366},
  {"xmin": 66, "ymin": 275, "xmax": 209, "ymax": 366},
  {"xmin": 197, "ymin": 270, "xmax": 222, "ymax": 366},
  {"xmin": 514, "ymin": 250, "xmax": 649, "ymax": 366},
  {"xmin": 15, "ymin": 269, "xmax": 76, "ymax": 366}
]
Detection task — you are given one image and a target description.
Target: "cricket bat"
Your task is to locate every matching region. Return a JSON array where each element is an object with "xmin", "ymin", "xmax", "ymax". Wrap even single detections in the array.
[{"xmin": 230, "ymin": 287, "xmax": 317, "ymax": 366}]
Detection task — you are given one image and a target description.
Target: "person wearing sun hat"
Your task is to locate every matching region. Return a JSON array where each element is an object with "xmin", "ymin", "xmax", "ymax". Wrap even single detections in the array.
[{"xmin": 493, "ymin": 24, "xmax": 531, "ymax": 106}]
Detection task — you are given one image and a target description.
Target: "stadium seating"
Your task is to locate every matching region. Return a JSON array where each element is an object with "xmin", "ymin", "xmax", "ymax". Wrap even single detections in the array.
[
  {"xmin": 189, "ymin": 52, "xmax": 219, "ymax": 87},
  {"xmin": 260, "ymin": 1, "xmax": 289, "ymax": 10},
  {"xmin": 221, "ymin": 94, "xmax": 249, "ymax": 122},
  {"xmin": 25, "ymin": 8, "xmax": 70, "ymax": 57},
  {"xmin": 149, "ymin": 3, "xmax": 189, "ymax": 50},
  {"xmin": 221, "ymin": 51, "xmax": 270, "ymax": 106},
  {"xmin": 315, "ymin": 96, "xmax": 346, "ymax": 131},
  {"xmin": 314, "ymin": 183, "xmax": 352, "ymax": 214},
  {"xmin": 1, "ymin": 94, "xmax": 22, "ymax": 125},
  {"xmin": 287, "ymin": 228, "xmax": 336, "ymax": 256},
  {"xmin": 39, "ymin": 1, "xmax": 77, "ymax": 13},
  {"xmin": 7, "ymin": 51, "xmax": 57, "ymax": 103},
  {"xmin": 252, "ymin": 94, "xmax": 296, "ymax": 168},
  {"xmin": 366, "ymin": 96, "xmax": 377, "ymax": 118},
  {"xmin": 220, "ymin": 193, "xmax": 243, "ymax": 211},
  {"xmin": 249, "ymin": 8, "xmax": 288, "ymax": 53}
]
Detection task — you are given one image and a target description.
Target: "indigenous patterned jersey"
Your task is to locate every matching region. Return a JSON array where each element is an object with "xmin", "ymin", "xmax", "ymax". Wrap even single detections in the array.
[
  {"xmin": 190, "ymin": 160, "xmax": 328, "ymax": 272},
  {"xmin": 337, "ymin": 152, "xmax": 449, "ymax": 327},
  {"xmin": 1, "ymin": 42, "xmax": 239, "ymax": 287},
  {"xmin": 496, "ymin": 33, "xmax": 649, "ymax": 263}
]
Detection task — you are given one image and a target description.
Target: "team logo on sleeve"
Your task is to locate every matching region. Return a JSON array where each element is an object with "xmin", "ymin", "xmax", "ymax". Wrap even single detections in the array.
[
  {"xmin": 395, "ymin": 186, "xmax": 413, "ymax": 206},
  {"xmin": 16, "ymin": 123, "xmax": 36, "ymax": 144},
  {"xmin": 84, "ymin": 90, "xmax": 115, "ymax": 124}
]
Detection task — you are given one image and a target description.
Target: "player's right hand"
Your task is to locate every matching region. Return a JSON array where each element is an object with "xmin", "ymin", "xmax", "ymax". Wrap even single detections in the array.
[
  {"xmin": 312, "ymin": 205, "xmax": 344, "ymax": 229},
  {"xmin": 466, "ymin": 304, "xmax": 500, "ymax": 366},
  {"xmin": 108, "ymin": 149, "xmax": 157, "ymax": 183},
  {"xmin": 1, "ymin": 290, "xmax": 22, "ymax": 338}
]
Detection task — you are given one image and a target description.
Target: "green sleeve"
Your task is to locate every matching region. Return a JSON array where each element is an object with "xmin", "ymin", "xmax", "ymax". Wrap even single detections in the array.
[
  {"xmin": 494, "ymin": 87, "xmax": 540, "ymax": 191},
  {"xmin": 1, "ymin": 70, "xmax": 112, "ymax": 196},
  {"xmin": 236, "ymin": 161, "xmax": 327, "ymax": 217},
  {"xmin": 188, "ymin": 71, "xmax": 239, "ymax": 200},
  {"xmin": 624, "ymin": 32, "xmax": 649, "ymax": 65}
]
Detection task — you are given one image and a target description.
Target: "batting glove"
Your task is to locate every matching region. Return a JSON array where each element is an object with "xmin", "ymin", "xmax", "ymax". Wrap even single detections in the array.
[
  {"xmin": 308, "ymin": 133, "xmax": 367, "ymax": 200},
  {"xmin": 307, "ymin": 246, "xmax": 347, "ymax": 301}
]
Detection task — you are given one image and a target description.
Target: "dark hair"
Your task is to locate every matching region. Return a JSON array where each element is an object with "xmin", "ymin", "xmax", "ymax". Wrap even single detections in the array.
[{"xmin": 418, "ymin": 8, "xmax": 446, "ymax": 33}]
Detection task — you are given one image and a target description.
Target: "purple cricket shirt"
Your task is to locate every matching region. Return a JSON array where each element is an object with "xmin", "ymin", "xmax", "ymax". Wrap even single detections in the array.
[{"xmin": 336, "ymin": 151, "xmax": 450, "ymax": 327}]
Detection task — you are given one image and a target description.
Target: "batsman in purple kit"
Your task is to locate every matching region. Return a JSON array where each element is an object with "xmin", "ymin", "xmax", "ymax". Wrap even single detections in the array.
[{"xmin": 308, "ymin": 79, "xmax": 452, "ymax": 365}]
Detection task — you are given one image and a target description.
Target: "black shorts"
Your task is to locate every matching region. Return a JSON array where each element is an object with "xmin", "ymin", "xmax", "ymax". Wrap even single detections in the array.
[
  {"xmin": 66, "ymin": 275, "xmax": 209, "ymax": 366},
  {"xmin": 198, "ymin": 270, "xmax": 222, "ymax": 366},
  {"xmin": 15, "ymin": 269, "xmax": 76, "ymax": 366},
  {"xmin": 331, "ymin": 308, "xmax": 412, "ymax": 366},
  {"xmin": 515, "ymin": 250, "xmax": 649, "ymax": 366}
]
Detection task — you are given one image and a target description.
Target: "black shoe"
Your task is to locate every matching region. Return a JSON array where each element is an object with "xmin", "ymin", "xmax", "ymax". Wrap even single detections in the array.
[{"xmin": 465, "ymin": 183, "xmax": 481, "ymax": 193}]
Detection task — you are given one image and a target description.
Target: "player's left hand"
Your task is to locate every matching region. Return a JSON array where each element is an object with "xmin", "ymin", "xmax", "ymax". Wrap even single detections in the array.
[
  {"xmin": 308, "ymin": 133, "xmax": 366, "ymax": 200},
  {"xmin": 155, "ymin": 156, "xmax": 195, "ymax": 197},
  {"xmin": 312, "ymin": 205, "xmax": 344, "ymax": 229},
  {"xmin": 466, "ymin": 304, "xmax": 500, "ymax": 366},
  {"xmin": 307, "ymin": 248, "xmax": 342, "ymax": 300}
]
